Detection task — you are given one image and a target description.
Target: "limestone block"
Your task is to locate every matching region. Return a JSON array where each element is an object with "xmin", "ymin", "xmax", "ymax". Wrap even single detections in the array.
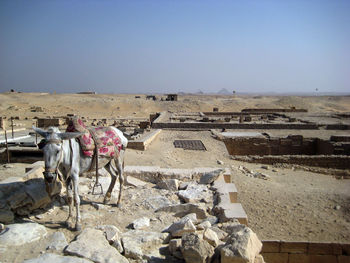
[
  {"xmin": 23, "ymin": 253, "xmax": 93, "ymax": 263},
  {"xmin": 121, "ymin": 230, "xmax": 169, "ymax": 260},
  {"xmin": 96, "ymin": 225, "xmax": 123, "ymax": 253},
  {"xmin": 181, "ymin": 233, "xmax": 214, "ymax": 263},
  {"xmin": 0, "ymin": 222, "xmax": 47, "ymax": 251},
  {"xmin": 220, "ymin": 224, "xmax": 262, "ymax": 263},
  {"xmin": 132, "ymin": 217, "xmax": 150, "ymax": 230},
  {"xmin": 46, "ymin": 231, "xmax": 68, "ymax": 252},
  {"xmin": 157, "ymin": 179, "xmax": 179, "ymax": 191},
  {"xmin": 203, "ymin": 228, "xmax": 220, "ymax": 247},
  {"xmin": 165, "ymin": 216, "xmax": 196, "ymax": 237},
  {"xmin": 65, "ymin": 228, "xmax": 128, "ymax": 263}
]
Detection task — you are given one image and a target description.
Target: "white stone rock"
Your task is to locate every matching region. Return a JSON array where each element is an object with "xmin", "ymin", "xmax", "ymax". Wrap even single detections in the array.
[
  {"xmin": 132, "ymin": 217, "xmax": 150, "ymax": 230},
  {"xmin": 142, "ymin": 195, "xmax": 174, "ymax": 210},
  {"xmin": 220, "ymin": 224, "xmax": 262, "ymax": 263},
  {"xmin": 0, "ymin": 222, "xmax": 47, "ymax": 251},
  {"xmin": 96, "ymin": 225, "xmax": 123, "ymax": 253},
  {"xmin": 169, "ymin": 238, "xmax": 182, "ymax": 254},
  {"xmin": 196, "ymin": 221, "xmax": 211, "ymax": 230},
  {"xmin": 121, "ymin": 230, "xmax": 169, "ymax": 260},
  {"xmin": 165, "ymin": 216, "xmax": 196, "ymax": 237},
  {"xmin": 203, "ymin": 228, "xmax": 220, "ymax": 247},
  {"xmin": 178, "ymin": 183, "xmax": 211, "ymax": 203},
  {"xmin": 210, "ymin": 226, "xmax": 228, "ymax": 241},
  {"xmin": 179, "ymin": 181, "xmax": 190, "ymax": 190},
  {"xmin": 157, "ymin": 179, "xmax": 179, "ymax": 191},
  {"xmin": 126, "ymin": 176, "xmax": 147, "ymax": 187},
  {"xmin": 23, "ymin": 253, "xmax": 93, "ymax": 263},
  {"xmin": 46, "ymin": 231, "xmax": 68, "ymax": 251},
  {"xmin": 199, "ymin": 169, "xmax": 224, "ymax": 184},
  {"xmin": 65, "ymin": 228, "xmax": 128, "ymax": 263},
  {"xmin": 181, "ymin": 233, "xmax": 214, "ymax": 263}
]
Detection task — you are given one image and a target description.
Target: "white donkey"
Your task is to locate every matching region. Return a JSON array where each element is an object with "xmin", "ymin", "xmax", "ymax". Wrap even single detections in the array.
[{"xmin": 33, "ymin": 126, "xmax": 128, "ymax": 231}]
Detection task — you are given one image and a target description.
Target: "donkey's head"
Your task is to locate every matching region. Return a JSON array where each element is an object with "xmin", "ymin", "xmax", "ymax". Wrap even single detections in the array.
[{"xmin": 33, "ymin": 126, "xmax": 82, "ymax": 189}]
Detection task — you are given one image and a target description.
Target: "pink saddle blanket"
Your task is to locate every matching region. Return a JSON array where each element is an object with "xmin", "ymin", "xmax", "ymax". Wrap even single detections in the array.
[{"xmin": 66, "ymin": 117, "xmax": 122, "ymax": 158}]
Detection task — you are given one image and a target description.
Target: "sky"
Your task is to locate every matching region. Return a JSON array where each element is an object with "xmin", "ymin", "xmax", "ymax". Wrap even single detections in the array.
[{"xmin": 0, "ymin": 0, "xmax": 349, "ymax": 94}]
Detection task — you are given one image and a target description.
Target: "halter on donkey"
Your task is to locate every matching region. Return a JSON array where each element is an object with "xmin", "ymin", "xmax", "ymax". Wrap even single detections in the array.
[{"xmin": 33, "ymin": 124, "xmax": 127, "ymax": 231}]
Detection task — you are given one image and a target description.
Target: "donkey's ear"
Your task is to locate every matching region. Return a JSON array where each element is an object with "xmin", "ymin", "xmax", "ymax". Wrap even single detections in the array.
[
  {"xmin": 58, "ymin": 132, "xmax": 83, "ymax": 140},
  {"xmin": 33, "ymin": 126, "xmax": 48, "ymax": 138}
]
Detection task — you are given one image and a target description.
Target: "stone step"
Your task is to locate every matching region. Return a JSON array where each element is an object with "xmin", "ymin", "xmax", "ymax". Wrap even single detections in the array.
[
  {"xmin": 216, "ymin": 203, "xmax": 248, "ymax": 225},
  {"xmin": 127, "ymin": 129, "xmax": 162, "ymax": 150},
  {"xmin": 212, "ymin": 171, "xmax": 248, "ymax": 225},
  {"xmin": 212, "ymin": 174, "xmax": 238, "ymax": 203}
]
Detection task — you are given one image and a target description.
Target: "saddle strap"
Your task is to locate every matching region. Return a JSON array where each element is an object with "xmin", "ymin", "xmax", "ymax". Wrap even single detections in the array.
[{"xmin": 88, "ymin": 129, "xmax": 99, "ymax": 183}]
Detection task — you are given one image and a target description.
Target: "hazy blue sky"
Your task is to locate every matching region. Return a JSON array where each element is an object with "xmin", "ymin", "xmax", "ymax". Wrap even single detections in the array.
[{"xmin": 0, "ymin": 0, "xmax": 349, "ymax": 94}]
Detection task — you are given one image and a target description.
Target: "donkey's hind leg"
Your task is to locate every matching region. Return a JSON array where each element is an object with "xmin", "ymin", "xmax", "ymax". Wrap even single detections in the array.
[
  {"xmin": 103, "ymin": 160, "xmax": 117, "ymax": 204},
  {"xmin": 115, "ymin": 154, "xmax": 125, "ymax": 207}
]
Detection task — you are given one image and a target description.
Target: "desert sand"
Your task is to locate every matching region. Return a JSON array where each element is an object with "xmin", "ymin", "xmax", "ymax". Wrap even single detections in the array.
[{"xmin": 1, "ymin": 92, "xmax": 350, "ymax": 247}]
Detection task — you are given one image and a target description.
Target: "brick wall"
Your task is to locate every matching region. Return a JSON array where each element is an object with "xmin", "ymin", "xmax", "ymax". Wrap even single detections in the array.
[
  {"xmin": 231, "ymin": 155, "xmax": 350, "ymax": 170},
  {"xmin": 152, "ymin": 122, "xmax": 318, "ymax": 130},
  {"xmin": 262, "ymin": 240, "xmax": 350, "ymax": 263},
  {"xmin": 37, "ymin": 118, "xmax": 63, "ymax": 128},
  {"xmin": 223, "ymin": 136, "xmax": 350, "ymax": 156},
  {"xmin": 242, "ymin": 108, "xmax": 308, "ymax": 113}
]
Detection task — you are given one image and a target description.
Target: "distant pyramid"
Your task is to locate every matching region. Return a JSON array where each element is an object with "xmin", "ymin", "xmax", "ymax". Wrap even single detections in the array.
[{"xmin": 217, "ymin": 88, "xmax": 231, "ymax": 95}]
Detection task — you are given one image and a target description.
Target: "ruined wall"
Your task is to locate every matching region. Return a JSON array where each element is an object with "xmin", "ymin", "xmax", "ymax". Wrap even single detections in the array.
[
  {"xmin": 242, "ymin": 108, "xmax": 308, "ymax": 113},
  {"xmin": 223, "ymin": 136, "xmax": 350, "ymax": 156},
  {"xmin": 152, "ymin": 122, "xmax": 318, "ymax": 130},
  {"xmin": 37, "ymin": 118, "xmax": 64, "ymax": 128},
  {"xmin": 231, "ymin": 155, "xmax": 350, "ymax": 170},
  {"xmin": 262, "ymin": 240, "xmax": 350, "ymax": 263}
]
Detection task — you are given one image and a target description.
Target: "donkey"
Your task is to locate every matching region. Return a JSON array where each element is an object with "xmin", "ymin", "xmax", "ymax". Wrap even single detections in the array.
[{"xmin": 33, "ymin": 126, "xmax": 128, "ymax": 231}]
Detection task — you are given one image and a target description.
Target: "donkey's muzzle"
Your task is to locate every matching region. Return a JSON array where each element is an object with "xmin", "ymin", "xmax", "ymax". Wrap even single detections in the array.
[{"xmin": 43, "ymin": 171, "xmax": 57, "ymax": 184}]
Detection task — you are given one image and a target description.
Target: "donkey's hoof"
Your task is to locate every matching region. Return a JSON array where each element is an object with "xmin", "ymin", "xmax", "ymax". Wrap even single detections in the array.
[
  {"xmin": 103, "ymin": 197, "xmax": 110, "ymax": 204},
  {"xmin": 75, "ymin": 223, "xmax": 82, "ymax": 232},
  {"xmin": 116, "ymin": 203, "xmax": 122, "ymax": 208}
]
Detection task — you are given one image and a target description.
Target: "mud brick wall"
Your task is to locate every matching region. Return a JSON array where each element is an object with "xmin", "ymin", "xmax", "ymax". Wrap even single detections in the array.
[
  {"xmin": 223, "ymin": 136, "xmax": 318, "ymax": 156},
  {"xmin": 152, "ymin": 122, "xmax": 318, "ymax": 130},
  {"xmin": 37, "ymin": 118, "xmax": 63, "ymax": 128},
  {"xmin": 262, "ymin": 240, "xmax": 350, "ymax": 263},
  {"xmin": 224, "ymin": 136, "xmax": 350, "ymax": 156},
  {"xmin": 241, "ymin": 108, "xmax": 308, "ymax": 113},
  {"xmin": 231, "ymin": 155, "xmax": 350, "ymax": 169}
]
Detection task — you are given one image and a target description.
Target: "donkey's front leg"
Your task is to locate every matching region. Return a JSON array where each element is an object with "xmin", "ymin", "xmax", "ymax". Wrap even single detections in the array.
[
  {"xmin": 65, "ymin": 179, "xmax": 74, "ymax": 229},
  {"xmin": 71, "ymin": 173, "xmax": 81, "ymax": 231}
]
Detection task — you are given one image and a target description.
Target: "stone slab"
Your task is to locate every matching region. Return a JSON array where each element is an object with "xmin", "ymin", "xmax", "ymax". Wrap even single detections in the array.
[{"xmin": 127, "ymin": 129, "xmax": 162, "ymax": 150}]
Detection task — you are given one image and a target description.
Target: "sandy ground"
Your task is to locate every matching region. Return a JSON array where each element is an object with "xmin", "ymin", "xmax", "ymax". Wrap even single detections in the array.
[
  {"xmin": 125, "ymin": 130, "xmax": 350, "ymax": 242},
  {"xmin": 1, "ymin": 92, "xmax": 350, "ymax": 255}
]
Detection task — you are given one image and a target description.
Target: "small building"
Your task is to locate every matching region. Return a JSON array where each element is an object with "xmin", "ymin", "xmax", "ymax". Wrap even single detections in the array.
[
  {"xmin": 146, "ymin": 95, "xmax": 157, "ymax": 100},
  {"xmin": 166, "ymin": 94, "xmax": 178, "ymax": 101}
]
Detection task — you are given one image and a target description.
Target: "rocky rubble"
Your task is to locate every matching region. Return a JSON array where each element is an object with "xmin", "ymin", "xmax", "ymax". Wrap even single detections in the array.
[
  {"xmin": 0, "ymin": 166, "xmax": 264, "ymax": 263},
  {"xmin": 0, "ymin": 168, "xmax": 61, "ymax": 224}
]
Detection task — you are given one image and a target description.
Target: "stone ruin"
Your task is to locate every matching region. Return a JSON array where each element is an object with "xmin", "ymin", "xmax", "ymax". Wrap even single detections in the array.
[{"xmin": 0, "ymin": 163, "xmax": 266, "ymax": 263}]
